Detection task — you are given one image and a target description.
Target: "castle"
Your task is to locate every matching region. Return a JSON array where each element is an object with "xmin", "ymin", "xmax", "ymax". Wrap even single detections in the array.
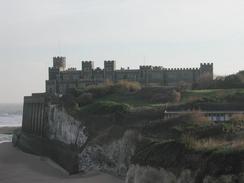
[{"xmin": 46, "ymin": 56, "xmax": 213, "ymax": 94}]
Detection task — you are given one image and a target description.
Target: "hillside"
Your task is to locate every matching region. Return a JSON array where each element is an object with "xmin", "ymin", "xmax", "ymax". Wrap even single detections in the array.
[
  {"xmin": 57, "ymin": 82, "xmax": 244, "ymax": 182},
  {"xmin": 14, "ymin": 81, "xmax": 244, "ymax": 183}
]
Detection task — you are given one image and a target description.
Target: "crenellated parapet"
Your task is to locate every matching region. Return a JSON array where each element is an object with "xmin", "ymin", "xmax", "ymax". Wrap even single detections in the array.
[
  {"xmin": 166, "ymin": 68, "xmax": 199, "ymax": 71},
  {"xmin": 200, "ymin": 63, "xmax": 213, "ymax": 67},
  {"xmin": 104, "ymin": 60, "xmax": 116, "ymax": 71},
  {"xmin": 200, "ymin": 63, "xmax": 214, "ymax": 80},
  {"xmin": 140, "ymin": 65, "xmax": 153, "ymax": 70},
  {"xmin": 152, "ymin": 66, "xmax": 164, "ymax": 70},
  {"xmin": 53, "ymin": 56, "xmax": 66, "ymax": 71},
  {"xmin": 81, "ymin": 61, "xmax": 94, "ymax": 71}
]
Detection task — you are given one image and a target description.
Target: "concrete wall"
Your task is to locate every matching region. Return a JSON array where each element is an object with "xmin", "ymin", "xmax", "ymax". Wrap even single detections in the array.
[{"xmin": 22, "ymin": 94, "xmax": 47, "ymax": 137}]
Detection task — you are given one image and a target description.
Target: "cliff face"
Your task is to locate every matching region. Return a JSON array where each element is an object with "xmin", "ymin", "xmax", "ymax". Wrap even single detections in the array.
[
  {"xmin": 79, "ymin": 130, "xmax": 139, "ymax": 177},
  {"xmin": 126, "ymin": 165, "xmax": 244, "ymax": 183},
  {"xmin": 46, "ymin": 105, "xmax": 139, "ymax": 177},
  {"xmin": 47, "ymin": 105, "xmax": 88, "ymax": 148},
  {"xmin": 16, "ymin": 103, "xmax": 244, "ymax": 182}
]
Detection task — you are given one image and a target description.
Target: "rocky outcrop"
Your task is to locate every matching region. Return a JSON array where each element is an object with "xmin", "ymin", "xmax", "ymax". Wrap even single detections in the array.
[
  {"xmin": 47, "ymin": 105, "xmax": 88, "ymax": 148},
  {"xmin": 126, "ymin": 165, "xmax": 194, "ymax": 183},
  {"xmin": 79, "ymin": 130, "xmax": 139, "ymax": 177},
  {"xmin": 125, "ymin": 165, "xmax": 244, "ymax": 183}
]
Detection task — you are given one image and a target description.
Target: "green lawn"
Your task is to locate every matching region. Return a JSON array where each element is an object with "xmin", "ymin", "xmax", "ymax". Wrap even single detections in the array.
[
  {"xmin": 96, "ymin": 93, "xmax": 159, "ymax": 107},
  {"xmin": 181, "ymin": 88, "xmax": 244, "ymax": 103}
]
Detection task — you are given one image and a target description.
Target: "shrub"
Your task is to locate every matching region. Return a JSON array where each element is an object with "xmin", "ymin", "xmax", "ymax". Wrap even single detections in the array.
[
  {"xmin": 82, "ymin": 101, "xmax": 131, "ymax": 114},
  {"xmin": 84, "ymin": 80, "xmax": 141, "ymax": 98},
  {"xmin": 85, "ymin": 84, "xmax": 113, "ymax": 97},
  {"xmin": 77, "ymin": 92, "xmax": 93, "ymax": 106},
  {"xmin": 223, "ymin": 114, "xmax": 244, "ymax": 133},
  {"xmin": 170, "ymin": 90, "xmax": 181, "ymax": 103},
  {"xmin": 113, "ymin": 80, "xmax": 141, "ymax": 93},
  {"xmin": 179, "ymin": 111, "xmax": 213, "ymax": 134}
]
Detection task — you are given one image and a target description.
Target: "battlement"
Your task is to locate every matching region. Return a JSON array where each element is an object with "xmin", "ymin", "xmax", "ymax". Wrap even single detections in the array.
[
  {"xmin": 82, "ymin": 61, "xmax": 94, "ymax": 64},
  {"xmin": 166, "ymin": 68, "xmax": 199, "ymax": 71},
  {"xmin": 53, "ymin": 56, "xmax": 66, "ymax": 71},
  {"xmin": 104, "ymin": 60, "xmax": 116, "ymax": 63},
  {"xmin": 140, "ymin": 65, "xmax": 153, "ymax": 70},
  {"xmin": 104, "ymin": 60, "xmax": 116, "ymax": 71},
  {"xmin": 200, "ymin": 63, "xmax": 213, "ymax": 67},
  {"xmin": 65, "ymin": 68, "xmax": 77, "ymax": 71},
  {"xmin": 82, "ymin": 61, "xmax": 94, "ymax": 70},
  {"xmin": 152, "ymin": 66, "xmax": 164, "ymax": 70}
]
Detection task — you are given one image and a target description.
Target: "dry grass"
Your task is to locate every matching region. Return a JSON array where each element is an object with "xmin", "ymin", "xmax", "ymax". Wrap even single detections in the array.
[{"xmin": 182, "ymin": 135, "xmax": 244, "ymax": 151}]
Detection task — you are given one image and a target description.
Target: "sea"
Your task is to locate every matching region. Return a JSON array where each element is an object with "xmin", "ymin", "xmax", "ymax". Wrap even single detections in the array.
[{"xmin": 0, "ymin": 104, "xmax": 22, "ymax": 143}]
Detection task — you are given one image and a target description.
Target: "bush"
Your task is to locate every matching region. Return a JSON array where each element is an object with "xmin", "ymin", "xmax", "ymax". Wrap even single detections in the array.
[
  {"xmin": 77, "ymin": 92, "xmax": 93, "ymax": 106},
  {"xmin": 180, "ymin": 111, "xmax": 213, "ymax": 132},
  {"xmin": 150, "ymin": 89, "xmax": 181, "ymax": 103},
  {"xmin": 113, "ymin": 80, "xmax": 141, "ymax": 93},
  {"xmin": 84, "ymin": 80, "xmax": 141, "ymax": 98},
  {"xmin": 223, "ymin": 114, "xmax": 244, "ymax": 133},
  {"xmin": 170, "ymin": 90, "xmax": 181, "ymax": 103},
  {"xmin": 82, "ymin": 101, "xmax": 131, "ymax": 114},
  {"xmin": 85, "ymin": 84, "xmax": 113, "ymax": 97}
]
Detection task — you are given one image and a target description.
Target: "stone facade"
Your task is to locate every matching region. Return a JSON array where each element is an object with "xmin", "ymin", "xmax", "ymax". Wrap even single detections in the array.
[{"xmin": 46, "ymin": 56, "xmax": 214, "ymax": 95}]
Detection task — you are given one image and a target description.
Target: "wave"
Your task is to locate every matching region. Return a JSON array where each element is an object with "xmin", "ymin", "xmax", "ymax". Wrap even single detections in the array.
[
  {"xmin": 0, "ymin": 134, "xmax": 12, "ymax": 143},
  {"xmin": 0, "ymin": 114, "xmax": 22, "ymax": 127},
  {"xmin": 0, "ymin": 103, "xmax": 23, "ymax": 116},
  {"xmin": 0, "ymin": 104, "xmax": 22, "ymax": 127}
]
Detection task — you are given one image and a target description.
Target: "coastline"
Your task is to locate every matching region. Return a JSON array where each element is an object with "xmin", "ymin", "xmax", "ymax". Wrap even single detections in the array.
[
  {"xmin": 0, "ymin": 142, "xmax": 124, "ymax": 183},
  {"xmin": 0, "ymin": 126, "xmax": 19, "ymax": 134}
]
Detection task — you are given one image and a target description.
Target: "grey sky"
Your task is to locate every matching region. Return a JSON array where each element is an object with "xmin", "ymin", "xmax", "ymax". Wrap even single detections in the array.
[{"xmin": 1, "ymin": 0, "xmax": 244, "ymax": 103}]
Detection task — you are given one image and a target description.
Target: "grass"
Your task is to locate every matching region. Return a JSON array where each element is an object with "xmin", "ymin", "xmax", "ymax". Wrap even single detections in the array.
[
  {"xmin": 79, "ymin": 101, "xmax": 131, "ymax": 115},
  {"xmin": 182, "ymin": 136, "xmax": 244, "ymax": 151},
  {"xmin": 96, "ymin": 93, "xmax": 162, "ymax": 107},
  {"xmin": 181, "ymin": 88, "xmax": 244, "ymax": 103}
]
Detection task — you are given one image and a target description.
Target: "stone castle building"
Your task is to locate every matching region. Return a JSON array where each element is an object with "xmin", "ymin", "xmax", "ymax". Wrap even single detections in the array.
[{"xmin": 46, "ymin": 56, "xmax": 213, "ymax": 94}]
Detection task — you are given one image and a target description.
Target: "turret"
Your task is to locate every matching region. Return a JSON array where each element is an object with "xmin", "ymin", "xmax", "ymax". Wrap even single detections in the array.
[
  {"xmin": 104, "ymin": 60, "xmax": 116, "ymax": 80},
  {"xmin": 82, "ymin": 61, "xmax": 94, "ymax": 80},
  {"xmin": 53, "ymin": 56, "xmax": 66, "ymax": 71},
  {"xmin": 48, "ymin": 56, "xmax": 66, "ymax": 80},
  {"xmin": 200, "ymin": 63, "xmax": 214, "ymax": 80}
]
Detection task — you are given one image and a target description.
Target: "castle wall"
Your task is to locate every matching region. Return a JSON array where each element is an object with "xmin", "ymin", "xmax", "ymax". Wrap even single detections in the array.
[
  {"xmin": 46, "ymin": 80, "xmax": 57, "ymax": 94},
  {"xmin": 93, "ymin": 68, "xmax": 104, "ymax": 81},
  {"xmin": 165, "ymin": 69, "xmax": 200, "ymax": 85},
  {"xmin": 61, "ymin": 71, "xmax": 81, "ymax": 81},
  {"xmin": 46, "ymin": 58, "xmax": 213, "ymax": 95},
  {"xmin": 115, "ymin": 70, "xmax": 139, "ymax": 81}
]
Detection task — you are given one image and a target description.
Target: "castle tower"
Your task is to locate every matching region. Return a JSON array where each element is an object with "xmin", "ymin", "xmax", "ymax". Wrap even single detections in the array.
[
  {"xmin": 48, "ymin": 57, "xmax": 66, "ymax": 81},
  {"xmin": 47, "ymin": 56, "xmax": 66, "ymax": 94},
  {"xmin": 139, "ymin": 65, "xmax": 153, "ymax": 85},
  {"xmin": 104, "ymin": 60, "xmax": 116, "ymax": 81},
  {"xmin": 82, "ymin": 61, "xmax": 94, "ymax": 80},
  {"xmin": 53, "ymin": 56, "xmax": 66, "ymax": 71},
  {"xmin": 199, "ymin": 63, "xmax": 214, "ymax": 80}
]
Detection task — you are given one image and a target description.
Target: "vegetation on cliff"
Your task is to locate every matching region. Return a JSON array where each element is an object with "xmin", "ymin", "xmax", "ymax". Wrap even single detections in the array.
[{"xmin": 58, "ymin": 81, "xmax": 244, "ymax": 181}]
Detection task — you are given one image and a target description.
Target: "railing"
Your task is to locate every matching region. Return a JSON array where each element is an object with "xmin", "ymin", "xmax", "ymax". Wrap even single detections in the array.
[{"xmin": 164, "ymin": 111, "xmax": 244, "ymax": 122}]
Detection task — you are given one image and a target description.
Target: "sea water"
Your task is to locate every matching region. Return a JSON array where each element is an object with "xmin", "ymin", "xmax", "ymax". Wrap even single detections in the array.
[{"xmin": 0, "ymin": 104, "xmax": 22, "ymax": 143}]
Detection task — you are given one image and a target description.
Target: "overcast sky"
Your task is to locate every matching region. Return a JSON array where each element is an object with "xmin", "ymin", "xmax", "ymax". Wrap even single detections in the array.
[{"xmin": 1, "ymin": 0, "xmax": 244, "ymax": 103}]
